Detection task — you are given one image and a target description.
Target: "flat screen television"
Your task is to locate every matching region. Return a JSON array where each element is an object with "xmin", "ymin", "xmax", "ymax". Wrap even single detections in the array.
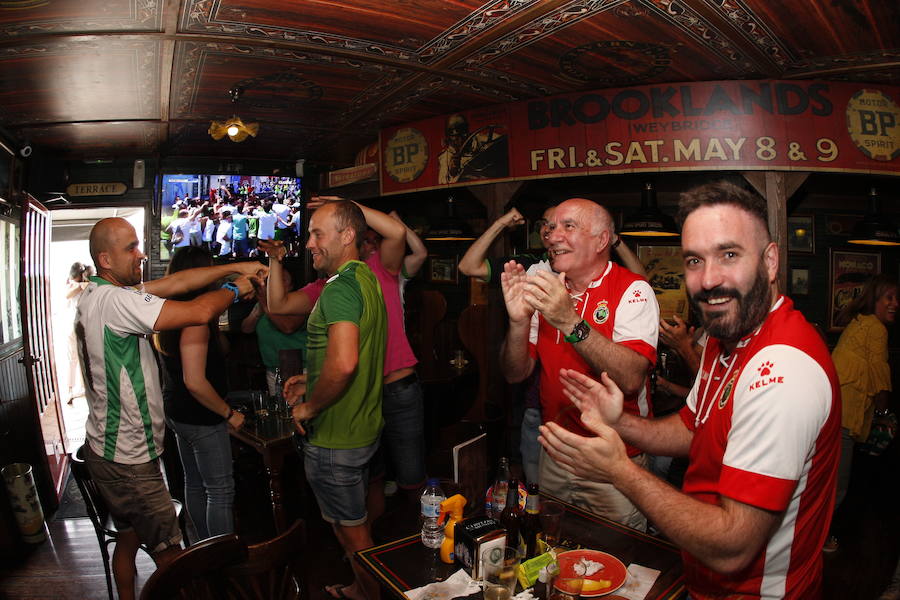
[{"xmin": 159, "ymin": 173, "xmax": 303, "ymax": 261}]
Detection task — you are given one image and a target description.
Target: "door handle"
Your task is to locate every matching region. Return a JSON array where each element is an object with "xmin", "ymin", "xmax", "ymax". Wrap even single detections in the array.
[{"xmin": 17, "ymin": 354, "xmax": 41, "ymax": 367}]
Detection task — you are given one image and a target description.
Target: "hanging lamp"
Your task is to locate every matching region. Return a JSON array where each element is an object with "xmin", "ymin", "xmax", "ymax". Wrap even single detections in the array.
[
  {"xmin": 848, "ymin": 187, "xmax": 900, "ymax": 246},
  {"xmin": 620, "ymin": 182, "xmax": 679, "ymax": 237}
]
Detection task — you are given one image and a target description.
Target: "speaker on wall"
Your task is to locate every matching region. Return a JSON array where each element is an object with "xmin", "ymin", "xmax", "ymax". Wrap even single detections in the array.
[
  {"xmin": 295, "ymin": 159, "xmax": 305, "ymax": 178},
  {"xmin": 133, "ymin": 159, "xmax": 145, "ymax": 188}
]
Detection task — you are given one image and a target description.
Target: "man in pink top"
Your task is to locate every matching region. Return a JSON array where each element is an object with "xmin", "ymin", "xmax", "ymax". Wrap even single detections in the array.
[{"xmin": 356, "ymin": 202, "xmax": 428, "ymax": 497}]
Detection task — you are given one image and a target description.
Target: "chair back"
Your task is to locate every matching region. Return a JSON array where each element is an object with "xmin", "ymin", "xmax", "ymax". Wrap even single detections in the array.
[
  {"xmin": 226, "ymin": 519, "xmax": 309, "ymax": 600},
  {"xmin": 139, "ymin": 534, "xmax": 248, "ymax": 600},
  {"xmin": 69, "ymin": 445, "xmax": 113, "ymax": 540}
]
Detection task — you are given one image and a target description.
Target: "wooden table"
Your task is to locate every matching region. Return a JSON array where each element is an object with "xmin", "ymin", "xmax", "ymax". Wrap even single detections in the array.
[
  {"xmin": 229, "ymin": 413, "xmax": 297, "ymax": 532},
  {"xmin": 357, "ymin": 495, "xmax": 685, "ymax": 600}
]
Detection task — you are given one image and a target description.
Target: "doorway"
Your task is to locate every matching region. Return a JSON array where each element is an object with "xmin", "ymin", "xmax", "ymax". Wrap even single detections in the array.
[{"xmin": 49, "ymin": 205, "xmax": 145, "ymax": 448}]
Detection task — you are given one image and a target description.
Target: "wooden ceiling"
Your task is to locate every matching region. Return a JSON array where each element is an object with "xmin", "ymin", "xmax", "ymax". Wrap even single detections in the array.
[{"xmin": 0, "ymin": 0, "xmax": 897, "ymax": 167}]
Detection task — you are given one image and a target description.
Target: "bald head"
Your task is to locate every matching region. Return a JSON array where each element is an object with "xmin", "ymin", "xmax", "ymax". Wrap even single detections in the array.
[
  {"xmin": 558, "ymin": 198, "xmax": 614, "ymax": 240},
  {"xmin": 89, "ymin": 218, "xmax": 131, "ymax": 266},
  {"xmin": 89, "ymin": 218, "xmax": 146, "ymax": 286}
]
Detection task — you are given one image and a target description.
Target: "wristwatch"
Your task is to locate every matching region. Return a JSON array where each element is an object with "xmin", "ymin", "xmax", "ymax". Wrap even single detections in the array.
[
  {"xmin": 221, "ymin": 281, "xmax": 241, "ymax": 304},
  {"xmin": 564, "ymin": 319, "xmax": 591, "ymax": 343}
]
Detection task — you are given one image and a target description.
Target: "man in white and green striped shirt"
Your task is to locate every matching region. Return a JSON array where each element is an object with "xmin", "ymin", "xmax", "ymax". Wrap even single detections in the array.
[{"xmin": 77, "ymin": 217, "xmax": 265, "ymax": 600}]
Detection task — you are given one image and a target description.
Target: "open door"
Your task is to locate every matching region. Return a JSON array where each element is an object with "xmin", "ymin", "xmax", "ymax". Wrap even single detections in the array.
[{"xmin": 20, "ymin": 193, "xmax": 67, "ymax": 497}]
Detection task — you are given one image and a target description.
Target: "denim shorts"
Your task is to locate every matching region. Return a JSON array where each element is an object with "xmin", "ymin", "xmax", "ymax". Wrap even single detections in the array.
[
  {"xmin": 83, "ymin": 444, "xmax": 182, "ymax": 554},
  {"xmin": 298, "ymin": 438, "xmax": 380, "ymax": 527}
]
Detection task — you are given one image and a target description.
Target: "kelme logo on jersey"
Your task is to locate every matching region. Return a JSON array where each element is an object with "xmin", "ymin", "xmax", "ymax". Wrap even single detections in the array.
[
  {"xmin": 718, "ymin": 375, "xmax": 737, "ymax": 409},
  {"xmin": 593, "ymin": 300, "xmax": 609, "ymax": 324},
  {"xmin": 748, "ymin": 360, "xmax": 784, "ymax": 392}
]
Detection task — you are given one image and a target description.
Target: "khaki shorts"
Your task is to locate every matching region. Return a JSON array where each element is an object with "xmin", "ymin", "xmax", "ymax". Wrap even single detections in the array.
[{"xmin": 83, "ymin": 444, "xmax": 182, "ymax": 554}]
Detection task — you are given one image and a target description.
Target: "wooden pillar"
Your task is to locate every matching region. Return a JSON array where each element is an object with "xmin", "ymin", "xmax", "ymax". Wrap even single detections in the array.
[{"xmin": 741, "ymin": 171, "xmax": 809, "ymax": 294}]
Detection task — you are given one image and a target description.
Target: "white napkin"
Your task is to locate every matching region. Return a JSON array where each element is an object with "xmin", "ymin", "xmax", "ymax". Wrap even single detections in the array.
[
  {"xmin": 615, "ymin": 563, "xmax": 661, "ymax": 600},
  {"xmin": 404, "ymin": 569, "xmax": 482, "ymax": 600}
]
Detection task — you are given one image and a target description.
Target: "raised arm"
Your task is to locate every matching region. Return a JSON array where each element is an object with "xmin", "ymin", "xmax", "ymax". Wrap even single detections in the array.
[
  {"xmin": 355, "ymin": 202, "xmax": 406, "ymax": 273},
  {"xmin": 142, "ymin": 261, "xmax": 267, "ymax": 299},
  {"xmin": 458, "ymin": 208, "xmax": 525, "ymax": 281},
  {"xmin": 390, "ymin": 210, "xmax": 427, "ymax": 278},
  {"xmin": 153, "ymin": 274, "xmax": 254, "ymax": 331},
  {"xmin": 257, "ymin": 240, "xmax": 316, "ymax": 316}
]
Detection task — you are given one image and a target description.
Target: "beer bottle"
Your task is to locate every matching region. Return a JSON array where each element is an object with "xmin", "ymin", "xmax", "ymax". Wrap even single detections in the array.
[
  {"xmin": 523, "ymin": 483, "xmax": 541, "ymax": 558},
  {"xmin": 499, "ymin": 478, "xmax": 523, "ymax": 554}
]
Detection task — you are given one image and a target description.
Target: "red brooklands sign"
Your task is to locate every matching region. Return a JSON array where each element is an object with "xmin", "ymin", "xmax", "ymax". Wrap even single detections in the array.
[{"xmin": 379, "ymin": 80, "xmax": 900, "ymax": 196}]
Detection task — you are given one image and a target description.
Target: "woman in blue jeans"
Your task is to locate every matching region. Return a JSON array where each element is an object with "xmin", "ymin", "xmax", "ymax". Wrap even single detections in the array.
[{"xmin": 154, "ymin": 246, "xmax": 245, "ymax": 542}]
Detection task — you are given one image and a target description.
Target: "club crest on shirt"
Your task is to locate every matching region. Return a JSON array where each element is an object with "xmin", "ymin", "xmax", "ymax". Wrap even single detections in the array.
[
  {"xmin": 718, "ymin": 375, "xmax": 737, "ymax": 409},
  {"xmin": 748, "ymin": 360, "xmax": 784, "ymax": 391},
  {"xmin": 593, "ymin": 300, "xmax": 609, "ymax": 324}
]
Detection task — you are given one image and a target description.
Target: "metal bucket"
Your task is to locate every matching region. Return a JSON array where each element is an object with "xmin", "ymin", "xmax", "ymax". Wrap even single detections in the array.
[{"xmin": 1, "ymin": 463, "xmax": 47, "ymax": 543}]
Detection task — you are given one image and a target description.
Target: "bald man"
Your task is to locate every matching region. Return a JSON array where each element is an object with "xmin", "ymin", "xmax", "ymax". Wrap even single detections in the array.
[
  {"xmin": 77, "ymin": 218, "xmax": 265, "ymax": 600},
  {"xmin": 500, "ymin": 198, "xmax": 659, "ymax": 529}
]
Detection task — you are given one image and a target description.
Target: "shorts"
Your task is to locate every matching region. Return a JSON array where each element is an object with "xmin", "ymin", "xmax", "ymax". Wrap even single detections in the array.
[
  {"xmin": 298, "ymin": 438, "xmax": 379, "ymax": 527},
  {"xmin": 83, "ymin": 444, "xmax": 183, "ymax": 554}
]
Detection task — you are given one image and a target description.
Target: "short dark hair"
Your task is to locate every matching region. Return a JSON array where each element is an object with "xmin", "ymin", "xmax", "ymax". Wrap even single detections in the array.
[
  {"xmin": 330, "ymin": 200, "xmax": 367, "ymax": 251},
  {"xmin": 677, "ymin": 181, "xmax": 770, "ymax": 240}
]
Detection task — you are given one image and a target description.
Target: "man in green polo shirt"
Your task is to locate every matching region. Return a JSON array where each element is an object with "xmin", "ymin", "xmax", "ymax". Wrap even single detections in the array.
[{"xmin": 265, "ymin": 200, "xmax": 386, "ymax": 600}]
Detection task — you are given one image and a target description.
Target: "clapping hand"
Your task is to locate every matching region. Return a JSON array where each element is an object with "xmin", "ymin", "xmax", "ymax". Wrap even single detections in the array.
[
  {"xmin": 500, "ymin": 260, "xmax": 534, "ymax": 324},
  {"xmin": 539, "ymin": 370, "xmax": 628, "ymax": 484}
]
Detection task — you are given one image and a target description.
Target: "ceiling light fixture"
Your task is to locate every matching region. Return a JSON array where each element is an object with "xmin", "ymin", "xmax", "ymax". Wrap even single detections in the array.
[
  {"xmin": 425, "ymin": 196, "xmax": 477, "ymax": 241},
  {"xmin": 620, "ymin": 182, "xmax": 679, "ymax": 237},
  {"xmin": 848, "ymin": 187, "xmax": 900, "ymax": 246},
  {"xmin": 209, "ymin": 86, "xmax": 259, "ymax": 143}
]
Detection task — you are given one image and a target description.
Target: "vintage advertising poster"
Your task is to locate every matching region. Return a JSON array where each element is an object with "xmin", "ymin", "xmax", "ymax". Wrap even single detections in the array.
[
  {"xmin": 637, "ymin": 245, "xmax": 689, "ymax": 322},
  {"xmin": 829, "ymin": 249, "xmax": 881, "ymax": 330},
  {"xmin": 380, "ymin": 80, "xmax": 900, "ymax": 196}
]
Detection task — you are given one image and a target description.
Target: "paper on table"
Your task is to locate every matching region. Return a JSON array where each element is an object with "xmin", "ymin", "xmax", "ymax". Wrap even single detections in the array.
[
  {"xmin": 404, "ymin": 568, "xmax": 481, "ymax": 600},
  {"xmin": 615, "ymin": 563, "xmax": 661, "ymax": 600}
]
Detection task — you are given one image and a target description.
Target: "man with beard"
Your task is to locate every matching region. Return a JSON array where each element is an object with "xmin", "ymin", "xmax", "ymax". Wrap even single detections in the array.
[
  {"xmin": 77, "ymin": 218, "xmax": 262, "ymax": 600},
  {"xmin": 500, "ymin": 197, "xmax": 659, "ymax": 529},
  {"xmin": 539, "ymin": 182, "xmax": 841, "ymax": 599}
]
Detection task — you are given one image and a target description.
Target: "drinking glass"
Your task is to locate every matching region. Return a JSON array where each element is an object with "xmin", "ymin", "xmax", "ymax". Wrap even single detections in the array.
[
  {"xmin": 539, "ymin": 501, "xmax": 565, "ymax": 548},
  {"xmin": 538, "ymin": 500, "xmax": 566, "ymax": 548},
  {"xmin": 481, "ymin": 547, "xmax": 521, "ymax": 600},
  {"xmin": 252, "ymin": 390, "xmax": 268, "ymax": 418},
  {"xmin": 547, "ymin": 572, "xmax": 583, "ymax": 600}
]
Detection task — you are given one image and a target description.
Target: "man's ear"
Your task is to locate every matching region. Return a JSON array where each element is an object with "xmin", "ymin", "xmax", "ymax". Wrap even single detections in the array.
[
  {"xmin": 764, "ymin": 241, "xmax": 779, "ymax": 282},
  {"xmin": 340, "ymin": 227, "xmax": 355, "ymax": 248},
  {"xmin": 97, "ymin": 251, "xmax": 112, "ymax": 270}
]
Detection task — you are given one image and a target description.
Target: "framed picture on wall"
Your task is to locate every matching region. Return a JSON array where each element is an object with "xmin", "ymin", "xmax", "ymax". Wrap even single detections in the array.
[
  {"xmin": 790, "ymin": 267, "xmax": 810, "ymax": 295},
  {"xmin": 636, "ymin": 243, "xmax": 689, "ymax": 322},
  {"xmin": 429, "ymin": 255, "xmax": 458, "ymax": 284},
  {"xmin": 828, "ymin": 249, "xmax": 881, "ymax": 331},
  {"xmin": 787, "ymin": 215, "xmax": 814, "ymax": 254}
]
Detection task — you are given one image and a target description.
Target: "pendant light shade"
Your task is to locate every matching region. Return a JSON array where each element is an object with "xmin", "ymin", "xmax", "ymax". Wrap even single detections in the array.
[
  {"xmin": 848, "ymin": 187, "xmax": 900, "ymax": 246},
  {"xmin": 425, "ymin": 196, "xmax": 477, "ymax": 241},
  {"xmin": 620, "ymin": 182, "xmax": 679, "ymax": 237}
]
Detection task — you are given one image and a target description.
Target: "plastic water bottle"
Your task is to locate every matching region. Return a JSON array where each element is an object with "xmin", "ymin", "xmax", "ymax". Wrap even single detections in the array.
[{"xmin": 420, "ymin": 478, "xmax": 446, "ymax": 548}]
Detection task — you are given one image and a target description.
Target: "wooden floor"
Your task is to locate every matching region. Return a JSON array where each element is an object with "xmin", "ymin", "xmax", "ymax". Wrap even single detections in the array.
[{"xmin": 1, "ymin": 437, "xmax": 897, "ymax": 600}]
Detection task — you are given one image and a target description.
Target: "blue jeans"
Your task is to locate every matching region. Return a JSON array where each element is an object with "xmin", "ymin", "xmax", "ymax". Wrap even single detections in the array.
[
  {"xmin": 381, "ymin": 374, "xmax": 426, "ymax": 488},
  {"xmin": 520, "ymin": 407, "xmax": 541, "ymax": 486},
  {"xmin": 167, "ymin": 419, "xmax": 235, "ymax": 541}
]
